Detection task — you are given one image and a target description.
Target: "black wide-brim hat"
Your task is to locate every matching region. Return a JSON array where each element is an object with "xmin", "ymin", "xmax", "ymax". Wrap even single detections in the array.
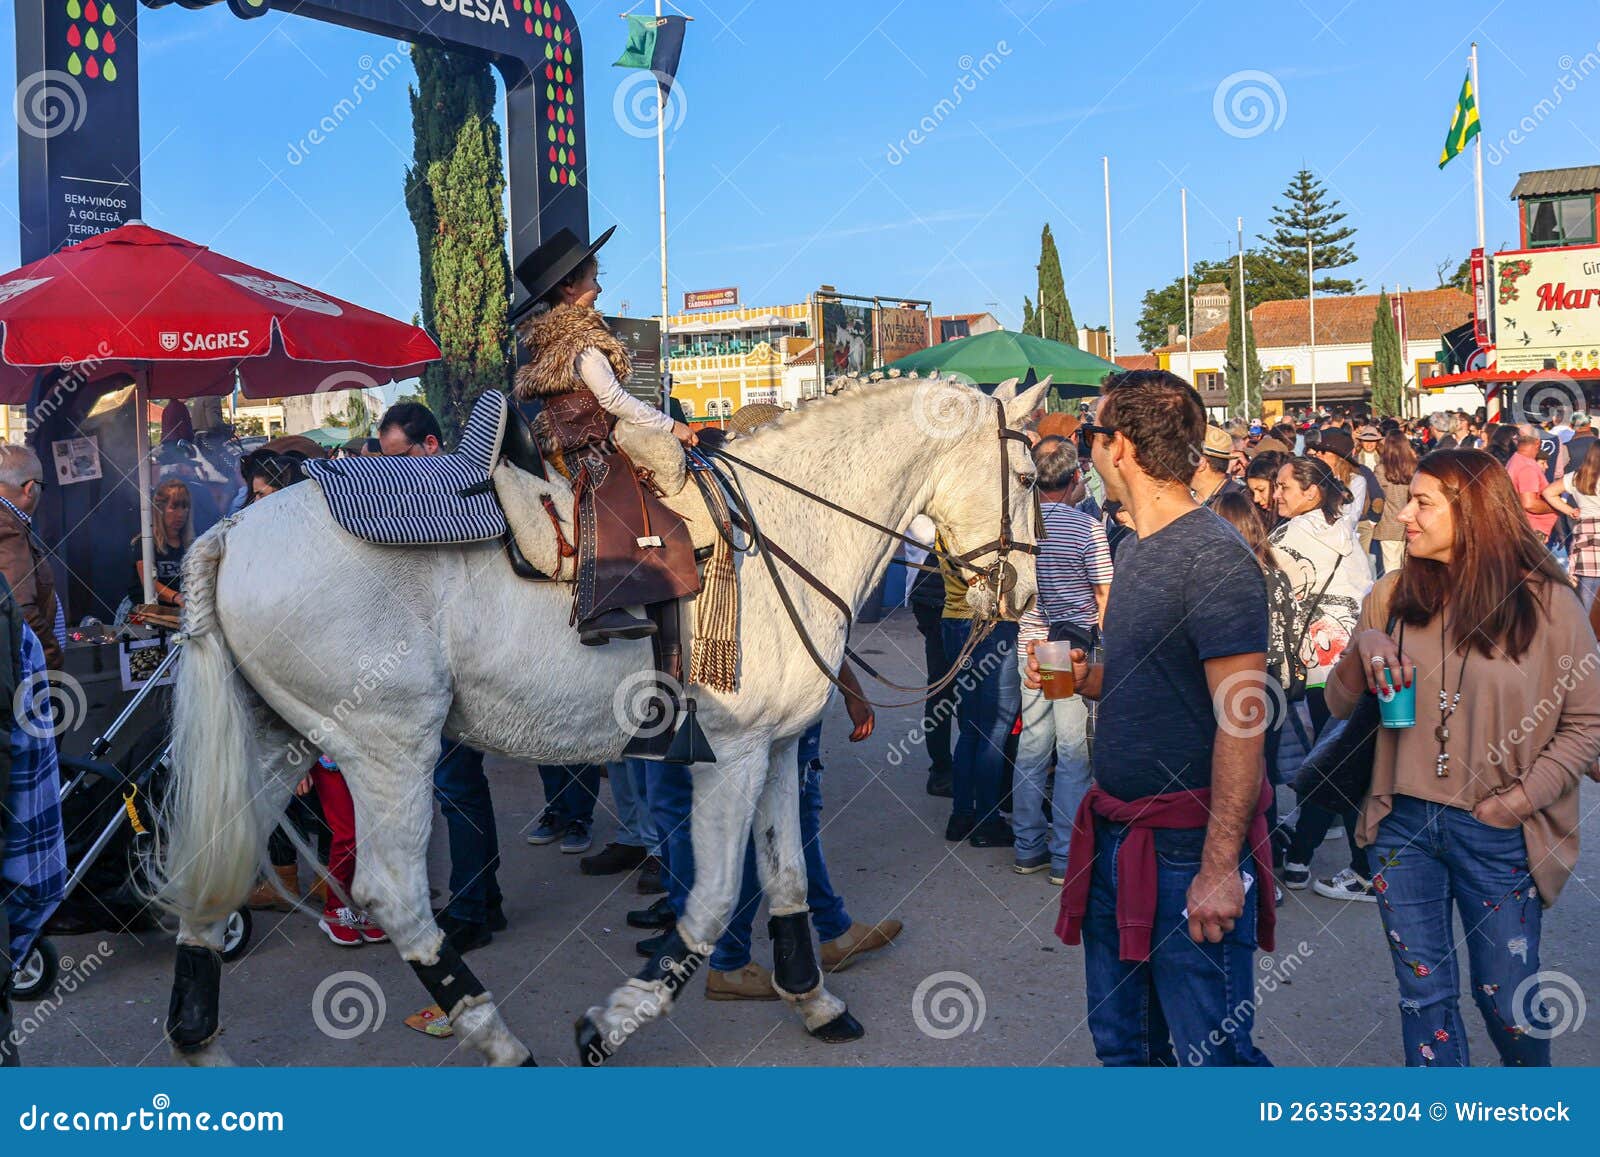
[{"xmin": 509, "ymin": 225, "xmax": 617, "ymax": 323}]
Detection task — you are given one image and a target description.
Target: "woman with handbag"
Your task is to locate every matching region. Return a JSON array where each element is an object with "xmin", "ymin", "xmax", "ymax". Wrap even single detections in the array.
[
  {"xmin": 1328, "ymin": 448, "xmax": 1600, "ymax": 1066},
  {"xmin": 1271, "ymin": 456, "xmax": 1376, "ymax": 899}
]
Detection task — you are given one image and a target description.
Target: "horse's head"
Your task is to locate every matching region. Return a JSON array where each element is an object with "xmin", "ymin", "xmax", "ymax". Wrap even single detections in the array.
[{"xmin": 912, "ymin": 374, "xmax": 1052, "ymax": 620}]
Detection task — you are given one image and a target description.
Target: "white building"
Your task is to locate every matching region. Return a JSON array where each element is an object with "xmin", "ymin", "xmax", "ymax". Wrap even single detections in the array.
[{"xmin": 1154, "ymin": 287, "xmax": 1481, "ymax": 417}]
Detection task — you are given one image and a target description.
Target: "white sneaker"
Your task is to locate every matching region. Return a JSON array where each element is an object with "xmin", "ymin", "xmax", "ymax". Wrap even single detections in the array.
[{"xmin": 1313, "ymin": 867, "xmax": 1376, "ymax": 903}]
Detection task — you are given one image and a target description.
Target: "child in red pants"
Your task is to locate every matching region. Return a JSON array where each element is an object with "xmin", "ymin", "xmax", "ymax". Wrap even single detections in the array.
[{"xmin": 306, "ymin": 756, "xmax": 387, "ymax": 947}]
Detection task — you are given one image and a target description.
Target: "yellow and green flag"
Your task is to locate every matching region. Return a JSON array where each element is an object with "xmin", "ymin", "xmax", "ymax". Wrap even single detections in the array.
[{"xmin": 1439, "ymin": 70, "xmax": 1481, "ymax": 169}]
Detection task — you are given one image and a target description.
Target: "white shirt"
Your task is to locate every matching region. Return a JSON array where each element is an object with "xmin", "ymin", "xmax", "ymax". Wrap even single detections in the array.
[
  {"xmin": 576, "ymin": 348, "xmax": 674, "ymax": 434},
  {"xmin": 1338, "ymin": 470, "xmax": 1367, "ymax": 537}
]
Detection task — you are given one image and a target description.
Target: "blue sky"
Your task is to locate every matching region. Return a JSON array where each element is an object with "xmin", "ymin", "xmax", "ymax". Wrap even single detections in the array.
[{"xmin": 3, "ymin": 0, "xmax": 1598, "ymax": 356}]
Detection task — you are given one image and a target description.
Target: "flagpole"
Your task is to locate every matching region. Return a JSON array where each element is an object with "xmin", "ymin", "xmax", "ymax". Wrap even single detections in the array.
[
  {"xmin": 1471, "ymin": 42, "xmax": 1486, "ymax": 250},
  {"xmin": 1307, "ymin": 235, "xmax": 1317, "ymax": 414},
  {"xmin": 1236, "ymin": 216, "xmax": 1249, "ymax": 420},
  {"xmin": 654, "ymin": 0, "xmax": 671, "ymax": 411},
  {"xmin": 1181, "ymin": 187, "xmax": 1191, "ymax": 385},
  {"xmin": 1103, "ymin": 156, "xmax": 1115, "ymax": 357}
]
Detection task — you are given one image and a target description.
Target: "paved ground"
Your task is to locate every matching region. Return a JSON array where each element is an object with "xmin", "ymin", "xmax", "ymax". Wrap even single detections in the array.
[{"xmin": 16, "ymin": 610, "xmax": 1600, "ymax": 1067}]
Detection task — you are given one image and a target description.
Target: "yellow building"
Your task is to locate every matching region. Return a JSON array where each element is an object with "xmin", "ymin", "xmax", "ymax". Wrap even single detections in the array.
[{"xmin": 664, "ymin": 302, "xmax": 812, "ymax": 421}]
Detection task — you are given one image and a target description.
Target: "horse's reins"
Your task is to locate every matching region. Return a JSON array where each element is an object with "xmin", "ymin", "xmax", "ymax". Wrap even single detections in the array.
[{"xmin": 689, "ymin": 397, "xmax": 1037, "ymax": 708}]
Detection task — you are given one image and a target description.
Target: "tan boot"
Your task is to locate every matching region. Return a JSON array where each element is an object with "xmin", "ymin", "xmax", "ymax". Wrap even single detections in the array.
[
  {"xmin": 246, "ymin": 864, "xmax": 299, "ymax": 912},
  {"xmin": 309, "ymin": 875, "xmax": 330, "ymax": 906},
  {"xmin": 705, "ymin": 961, "xmax": 780, "ymax": 1001},
  {"xmin": 820, "ymin": 919, "xmax": 903, "ymax": 972}
]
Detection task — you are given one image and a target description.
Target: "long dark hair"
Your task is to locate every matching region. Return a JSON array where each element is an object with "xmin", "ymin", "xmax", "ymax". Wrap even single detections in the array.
[
  {"xmin": 1213, "ymin": 489, "xmax": 1275, "ymax": 571},
  {"xmin": 1389, "ymin": 449, "xmax": 1568, "ymax": 660},
  {"xmin": 1575, "ymin": 441, "xmax": 1600, "ymax": 497},
  {"xmin": 1378, "ymin": 431, "xmax": 1417, "ymax": 486},
  {"xmin": 1282, "ymin": 455, "xmax": 1349, "ymax": 524}
]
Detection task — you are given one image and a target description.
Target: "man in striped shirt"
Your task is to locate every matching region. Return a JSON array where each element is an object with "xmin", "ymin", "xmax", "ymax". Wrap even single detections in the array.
[{"xmin": 1013, "ymin": 437, "xmax": 1112, "ymax": 882}]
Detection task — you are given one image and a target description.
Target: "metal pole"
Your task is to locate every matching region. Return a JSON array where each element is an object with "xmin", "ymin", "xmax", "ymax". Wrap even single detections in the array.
[
  {"xmin": 1103, "ymin": 157, "xmax": 1116, "ymax": 357},
  {"xmin": 1181, "ymin": 188, "xmax": 1191, "ymax": 385},
  {"xmin": 1236, "ymin": 217, "xmax": 1249, "ymax": 420},
  {"xmin": 1308, "ymin": 235, "xmax": 1318, "ymax": 413},
  {"xmin": 135, "ymin": 367, "xmax": 156, "ymax": 606},
  {"xmin": 655, "ymin": 0, "xmax": 671, "ymax": 412},
  {"xmin": 1471, "ymin": 43, "xmax": 1486, "ymax": 251}
]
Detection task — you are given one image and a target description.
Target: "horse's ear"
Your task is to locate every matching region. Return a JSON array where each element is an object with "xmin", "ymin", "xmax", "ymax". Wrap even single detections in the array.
[
  {"xmin": 1005, "ymin": 379, "xmax": 1052, "ymax": 427},
  {"xmin": 991, "ymin": 377, "xmax": 1020, "ymax": 404}
]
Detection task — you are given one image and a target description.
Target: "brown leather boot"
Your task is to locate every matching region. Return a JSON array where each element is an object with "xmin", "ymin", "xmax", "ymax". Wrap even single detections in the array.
[
  {"xmin": 246, "ymin": 864, "xmax": 299, "ymax": 912},
  {"xmin": 705, "ymin": 962, "xmax": 780, "ymax": 1001},
  {"xmin": 820, "ymin": 919, "xmax": 904, "ymax": 972}
]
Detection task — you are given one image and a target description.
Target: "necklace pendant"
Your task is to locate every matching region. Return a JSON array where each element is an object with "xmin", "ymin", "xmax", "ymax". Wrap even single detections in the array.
[{"xmin": 1435, "ymin": 724, "xmax": 1450, "ymax": 744}]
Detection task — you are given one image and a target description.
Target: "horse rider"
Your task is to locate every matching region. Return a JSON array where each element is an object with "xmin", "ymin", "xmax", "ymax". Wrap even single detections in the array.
[{"xmin": 510, "ymin": 226, "xmax": 701, "ymax": 646}]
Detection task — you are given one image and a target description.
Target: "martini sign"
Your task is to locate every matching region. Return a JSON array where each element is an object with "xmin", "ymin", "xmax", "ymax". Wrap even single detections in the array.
[{"xmin": 15, "ymin": 0, "xmax": 589, "ymax": 292}]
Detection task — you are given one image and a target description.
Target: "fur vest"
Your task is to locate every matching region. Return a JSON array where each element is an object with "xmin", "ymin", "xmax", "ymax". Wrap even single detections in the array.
[{"xmin": 514, "ymin": 303, "xmax": 631, "ymax": 399}]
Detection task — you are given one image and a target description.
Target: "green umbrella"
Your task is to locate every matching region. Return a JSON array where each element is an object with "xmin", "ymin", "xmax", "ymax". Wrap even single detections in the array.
[
  {"xmin": 298, "ymin": 425, "xmax": 355, "ymax": 448},
  {"xmin": 880, "ymin": 329, "xmax": 1118, "ymax": 396}
]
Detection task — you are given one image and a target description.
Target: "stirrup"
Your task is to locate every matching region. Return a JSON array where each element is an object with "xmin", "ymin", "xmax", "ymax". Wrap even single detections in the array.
[
  {"xmin": 578, "ymin": 610, "xmax": 658, "ymax": 646},
  {"xmin": 622, "ymin": 697, "xmax": 717, "ymax": 765}
]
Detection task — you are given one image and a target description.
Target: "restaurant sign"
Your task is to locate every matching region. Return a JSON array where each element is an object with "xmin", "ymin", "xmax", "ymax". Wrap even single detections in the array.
[{"xmin": 1493, "ymin": 246, "xmax": 1600, "ymax": 372}]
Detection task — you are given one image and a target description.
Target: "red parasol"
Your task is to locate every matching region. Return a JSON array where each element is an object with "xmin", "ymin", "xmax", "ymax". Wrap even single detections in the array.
[
  {"xmin": 0, "ymin": 221, "xmax": 441, "ymax": 604},
  {"xmin": 0, "ymin": 221, "xmax": 440, "ymax": 401}
]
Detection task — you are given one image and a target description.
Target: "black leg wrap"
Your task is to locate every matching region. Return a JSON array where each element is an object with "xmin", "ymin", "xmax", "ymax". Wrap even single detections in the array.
[
  {"xmin": 408, "ymin": 945, "xmax": 488, "ymax": 1018},
  {"xmin": 768, "ymin": 912, "xmax": 821, "ymax": 997},
  {"xmin": 165, "ymin": 945, "xmax": 222, "ymax": 1052},
  {"xmin": 638, "ymin": 927, "xmax": 705, "ymax": 995}
]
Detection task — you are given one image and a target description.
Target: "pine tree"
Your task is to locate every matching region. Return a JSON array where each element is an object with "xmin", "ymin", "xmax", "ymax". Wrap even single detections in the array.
[
  {"xmin": 406, "ymin": 49, "xmax": 511, "ymax": 440},
  {"xmin": 1260, "ymin": 168, "xmax": 1360, "ymax": 295},
  {"xmin": 1021, "ymin": 296, "xmax": 1037, "ymax": 336},
  {"xmin": 1370, "ymin": 291, "xmax": 1405, "ymax": 418},
  {"xmin": 1223, "ymin": 264, "xmax": 1265, "ymax": 418},
  {"xmin": 1034, "ymin": 224, "xmax": 1077, "ymax": 346}
]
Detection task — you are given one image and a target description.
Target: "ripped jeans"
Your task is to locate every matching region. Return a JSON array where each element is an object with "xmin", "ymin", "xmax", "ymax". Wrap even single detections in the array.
[{"xmin": 1372, "ymin": 794, "xmax": 1549, "ymax": 1067}]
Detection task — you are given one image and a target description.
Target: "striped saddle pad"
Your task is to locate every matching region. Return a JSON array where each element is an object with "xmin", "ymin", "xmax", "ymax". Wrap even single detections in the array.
[{"xmin": 304, "ymin": 392, "xmax": 509, "ymax": 546}]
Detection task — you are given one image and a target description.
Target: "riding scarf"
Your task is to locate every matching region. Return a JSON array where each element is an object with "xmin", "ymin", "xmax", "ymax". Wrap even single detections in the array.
[
  {"xmin": 514, "ymin": 304, "xmax": 632, "ymax": 399},
  {"xmin": 1055, "ymin": 780, "xmax": 1276, "ymax": 962}
]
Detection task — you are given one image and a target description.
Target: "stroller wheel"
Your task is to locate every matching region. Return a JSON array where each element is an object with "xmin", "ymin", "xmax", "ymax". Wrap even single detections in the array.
[
  {"xmin": 219, "ymin": 908, "xmax": 252, "ymax": 962},
  {"xmin": 11, "ymin": 938, "xmax": 59, "ymax": 1000}
]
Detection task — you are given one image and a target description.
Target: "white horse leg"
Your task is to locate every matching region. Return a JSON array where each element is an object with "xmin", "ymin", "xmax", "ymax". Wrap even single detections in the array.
[
  {"xmin": 753, "ymin": 736, "xmax": 863, "ymax": 1043},
  {"xmin": 341, "ymin": 746, "xmax": 534, "ymax": 1068},
  {"xmin": 575, "ymin": 749, "xmax": 765, "ymax": 1066},
  {"xmin": 168, "ymin": 918, "xmax": 236, "ymax": 1066}
]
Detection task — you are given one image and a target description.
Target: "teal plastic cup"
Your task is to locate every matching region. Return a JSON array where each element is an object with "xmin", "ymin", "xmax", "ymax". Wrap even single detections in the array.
[{"xmin": 1376, "ymin": 670, "xmax": 1415, "ymax": 728}]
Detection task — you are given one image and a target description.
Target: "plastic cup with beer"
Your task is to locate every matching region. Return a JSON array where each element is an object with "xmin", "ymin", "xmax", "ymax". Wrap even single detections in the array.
[{"xmin": 1034, "ymin": 641, "xmax": 1077, "ymax": 700}]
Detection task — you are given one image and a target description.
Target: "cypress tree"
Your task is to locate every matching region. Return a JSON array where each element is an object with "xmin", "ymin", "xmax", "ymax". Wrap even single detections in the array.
[
  {"xmin": 1035, "ymin": 224, "xmax": 1077, "ymax": 346},
  {"xmin": 1260, "ymin": 168, "xmax": 1360, "ymax": 295},
  {"xmin": 1021, "ymin": 296, "xmax": 1036, "ymax": 336},
  {"xmin": 1223, "ymin": 264, "xmax": 1265, "ymax": 418},
  {"xmin": 406, "ymin": 48, "xmax": 511, "ymax": 440},
  {"xmin": 1370, "ymin": 290, "xmax": 1405, "ymax": 418}
]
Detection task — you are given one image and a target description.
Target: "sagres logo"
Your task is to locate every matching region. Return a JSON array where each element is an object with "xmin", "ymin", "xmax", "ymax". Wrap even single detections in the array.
[
  {"xmin": 159, "ymin": 332, "xmax": 179, "ymax": 352},
  {"xmin": 158, "ymin": 330, "xmax": 252, "ymax": 353}
]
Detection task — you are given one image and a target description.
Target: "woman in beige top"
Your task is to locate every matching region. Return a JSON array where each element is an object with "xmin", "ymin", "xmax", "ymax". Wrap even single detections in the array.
[{"xmin": 1327, "ymin": 448, "xmax": 1600, "ymax": 1067}]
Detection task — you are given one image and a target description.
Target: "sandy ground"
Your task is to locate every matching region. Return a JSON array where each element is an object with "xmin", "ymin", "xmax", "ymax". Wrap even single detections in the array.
[{"xmin": 15, "ymin": 609, "xmax": 1600, "ymax": 1068}]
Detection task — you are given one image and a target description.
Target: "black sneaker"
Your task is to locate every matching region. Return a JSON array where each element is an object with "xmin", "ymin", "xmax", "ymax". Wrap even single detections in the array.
[
  {"xmin": 969, "ymin": 820, "xmax": 1014, "ymax": 848},
  {"xmin": 1281, "ymin": 861, "xmax": 1311, "ymax": 890},
  {"xmin": 636, "ymin": 855, "xmax": 666, "ymax": 895},
  {"xmin": 926, "ymin": 770, "xmax": 953, "ymax": 798},
  {"xmin": 627, "ymin": 897, "xmax": 677, "ymax": 930},
  {"xmin": 945, "ymin": 814, "xmax": 977, "ymax": 842},
  {"xmin": 437, "ymin": 912, "xmax": 491, "ymax": 954},
  {"xmin": 580, "ymin": 842, "xmax": 648, "ymax": 876},
  {"xmin": 486, "ymin": 902, "xmax": 509, "ymax": 933}
]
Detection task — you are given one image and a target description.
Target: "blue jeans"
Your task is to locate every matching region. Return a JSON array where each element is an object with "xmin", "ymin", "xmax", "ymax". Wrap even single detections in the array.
[
  {"xmin": 648, "ymin": 724, "xmax": 850, "ymax": 971},
  {"xmin": 537, "ymin": 764, "xmax": 601, "ymax": 826},
  {"xmin": 1577, "ymin": 575, "xmax": 1600, "ymax": 610},
  {"xmin": 433, "ymin": 736, "xmax": 501, "ymax": 924},
  {"xmin": 1083, "ymin": 821, "xmax": 1271, "ymax": 1067},
  {"xmin": 941, "ymin": 619, "xmax": 1020, "ymax": 823},
  {"xmin": 1012, "ymin": 647, "xmax": 1091, "ymax": 871},
  {"xmin": 610, "ymin": 759, "xmax": 660, "ymax": 851},
  {"xmin": 1372, "ymin": 795, "xmax": 1549, "ymax": 1066}
]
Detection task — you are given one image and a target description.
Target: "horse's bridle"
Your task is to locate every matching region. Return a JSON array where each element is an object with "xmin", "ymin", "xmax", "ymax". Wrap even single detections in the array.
[{"xmin": 690, "ymin": 397, "xmax": 1041, "ymax": 706}]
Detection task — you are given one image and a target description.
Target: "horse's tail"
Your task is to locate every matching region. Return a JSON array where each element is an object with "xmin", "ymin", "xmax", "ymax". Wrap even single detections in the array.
[{"xmin": 152, "ymin": 519, "xmax": 274, "ymax": 927}]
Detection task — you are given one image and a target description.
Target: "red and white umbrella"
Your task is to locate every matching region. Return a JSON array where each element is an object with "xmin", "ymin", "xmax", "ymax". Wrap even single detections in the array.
[{"xmin": 0, "ymin": 222, "xmax": 441, "ymax": 600}]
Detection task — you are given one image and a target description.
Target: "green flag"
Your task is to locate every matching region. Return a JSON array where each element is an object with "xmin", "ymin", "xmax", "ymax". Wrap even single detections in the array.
[
  {"xmin": 614, "ymin": 14, "xmax": 687, "ymax": 95},
  {"xmin": 1439, "ymin": 70, "xmax": 1481, "ymax": 169}
]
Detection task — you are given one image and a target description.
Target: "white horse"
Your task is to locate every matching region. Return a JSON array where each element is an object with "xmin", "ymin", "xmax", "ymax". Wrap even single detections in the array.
[{"xmin": 154, "ymin": 375, "xmax": 1047, "ymax": 1066}]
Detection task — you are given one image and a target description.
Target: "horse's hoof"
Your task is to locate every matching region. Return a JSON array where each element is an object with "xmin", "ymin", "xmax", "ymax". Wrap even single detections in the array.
[
  {"xmin": 575, "ymin": 1014, "xmax": 609, "ymax": 1067},
  {"xmin": 519, "ymin": 1053, "xmax": 538, "ymax": 1067},
  {"xmin": 808, "ymin": 1008, "xmax": 865, "ymax": 1043}
]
